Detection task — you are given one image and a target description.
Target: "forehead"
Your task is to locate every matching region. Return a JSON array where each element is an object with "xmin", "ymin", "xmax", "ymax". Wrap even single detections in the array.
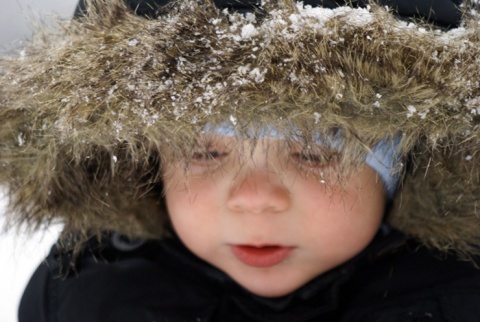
[
  {"xmin": 200, "ymin": 122, "xmax": 344, "ymax": 145},
  {"xmin": 190, "ymin": 131, "xmax": 343, "ymax": 155}
]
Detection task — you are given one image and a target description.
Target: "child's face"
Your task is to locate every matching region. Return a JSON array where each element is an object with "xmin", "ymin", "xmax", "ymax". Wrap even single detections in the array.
[{"xmin": 163, "ymin": 135, "xmax": 386, "ymax": 298}]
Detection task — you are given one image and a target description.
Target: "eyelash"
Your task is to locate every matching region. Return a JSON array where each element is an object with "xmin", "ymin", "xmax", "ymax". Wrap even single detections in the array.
[
  {"xmin": 191, "ymin": 150, "xmax": 228, "ymax": 162},
  {"xmin": 187, "ymin": 147, "xmax": 339, "ymax": 172},
  {"xmin": 292, "ymin": 152, "xmax": 328, "ymax": 167},
  {"xmin": 291, "ymin": 150, "xmax": 342, "ymax": 177}
]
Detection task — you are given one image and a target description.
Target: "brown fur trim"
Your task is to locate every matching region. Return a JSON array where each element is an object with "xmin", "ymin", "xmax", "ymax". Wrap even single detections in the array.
[{"xmin": 1, "ymin": 0, "xmax": 480, "ymax": 255}]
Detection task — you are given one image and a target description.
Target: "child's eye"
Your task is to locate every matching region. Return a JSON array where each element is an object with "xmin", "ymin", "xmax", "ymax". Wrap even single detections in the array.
[
  {"xmin": 292, "ymin": 152, "xmax": 328, "ymax": 168},
  {"xmin": 191, "ymin": 150, "xmax": 228, "ymax": 163},
  {"xmin": 290, "ymin": 149, "xmax": 342, "ymax": 179}
]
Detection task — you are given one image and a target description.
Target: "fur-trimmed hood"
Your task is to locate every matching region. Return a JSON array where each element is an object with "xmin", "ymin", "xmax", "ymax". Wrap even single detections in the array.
[{"xmin": 1, "ymin": 0, "xmax": 480, "ymax": 257}]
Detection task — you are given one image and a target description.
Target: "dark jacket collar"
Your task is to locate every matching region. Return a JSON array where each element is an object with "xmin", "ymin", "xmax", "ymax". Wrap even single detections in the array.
[{"xmin": 160, "ymin": 225, "xmax": 405, "ymax": 320}]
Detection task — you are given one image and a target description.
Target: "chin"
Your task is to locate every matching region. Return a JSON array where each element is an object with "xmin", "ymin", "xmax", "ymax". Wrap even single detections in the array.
[
  {"xmin": 242, "ymin": 281, "xmax": 301, "ymax": 298},
  {"xmin": 233, "ymin": 273, "xmax": 309, "ymax": 298}
]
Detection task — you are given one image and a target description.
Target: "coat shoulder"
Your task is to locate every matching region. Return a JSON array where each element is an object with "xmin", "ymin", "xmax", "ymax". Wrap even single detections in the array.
[{"xmin": 342, "ymin": 240, "xmax": 480, "ymax": 322}]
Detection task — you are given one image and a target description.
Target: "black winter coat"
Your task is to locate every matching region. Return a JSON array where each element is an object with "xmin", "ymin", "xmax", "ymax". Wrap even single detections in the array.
[{"xmin": 19, "ymin": 228, "xmax": 480, "ymax": 322}]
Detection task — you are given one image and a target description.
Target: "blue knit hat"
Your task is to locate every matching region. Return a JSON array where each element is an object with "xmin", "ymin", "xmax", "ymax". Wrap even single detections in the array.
[{"xmin": 205, "ymin": 123, "xmax": 401, "ymax": 197}]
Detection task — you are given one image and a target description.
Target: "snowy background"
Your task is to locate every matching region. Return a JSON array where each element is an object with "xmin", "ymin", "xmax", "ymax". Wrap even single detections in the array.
[{"xmin": 1, "ymin": 1, "xmax": 78, "ymax": 321}]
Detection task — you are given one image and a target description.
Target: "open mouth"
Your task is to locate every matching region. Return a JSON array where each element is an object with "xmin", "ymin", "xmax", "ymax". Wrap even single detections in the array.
[{"xmin": 231, "ymin": 245, "xmax": 294, "ymax": 268}]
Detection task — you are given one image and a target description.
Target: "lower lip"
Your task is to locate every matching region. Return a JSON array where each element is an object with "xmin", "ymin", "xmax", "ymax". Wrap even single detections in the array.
[{"xmin": 231, "ymin": 245, "xmax": 294, "ymax": 268}]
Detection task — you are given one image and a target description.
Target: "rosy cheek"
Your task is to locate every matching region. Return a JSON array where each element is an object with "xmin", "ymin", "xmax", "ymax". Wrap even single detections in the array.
[{"xmin": 166, "ymin": 176, "xmax": 220, "ymax": 220}]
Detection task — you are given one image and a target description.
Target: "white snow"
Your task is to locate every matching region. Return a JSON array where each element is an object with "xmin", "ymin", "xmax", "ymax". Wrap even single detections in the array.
[
  {"xmin": 229, "ymin": 115, "xmax": 237, "ymax": 125},
  {"xmin": 241, "ymin": 23, "xmax": 259, "ymax": 39},
  {"xmin": 1, "ymin": 0, "xmax": 76, "ymax": 319},
  {"xmin": 406, "ymin": 105, "xmax": 417, "ymax": 118},
  {"xmin": 128, "ymin": 39, "xmax": 139, "ymax": 47},
  {"xmin": 0, "ymin": 189, "xmax": 62, "ymax": 322},
  {"xmin": 248, "ymin": 67, "xmax": 266, "ymax": 83},
  {"xmin": 16, "ymin": 134, "xmax": 24, "ymax": 147}
]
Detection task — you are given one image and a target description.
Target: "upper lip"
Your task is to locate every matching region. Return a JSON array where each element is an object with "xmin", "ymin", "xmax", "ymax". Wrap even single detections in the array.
[{"xmin": 232, "ymin": 244, "xmax": 292, "ymax": 248}]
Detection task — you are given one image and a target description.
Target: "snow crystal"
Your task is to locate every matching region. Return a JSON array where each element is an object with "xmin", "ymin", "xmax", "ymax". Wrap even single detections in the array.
[
  {"xmin": 245, "ymin": 12, "xmax": 256, "ymax": 23},
  {"xmin": 418, "ymin": 109, "xmax": 429, "ymax": 120},
  {"xmin": 112, "ymin": 155, "xmax": 118, "ymax": 163},
  {"xmin": 466, "ymin": 155, "xmax": 473, "ymax": 161},
  {"xmin": 17, "ymin": 133, "xmax": 24, "ymax": 147},
  {"xmin": 173, "ymin": 106, "xmax": 187, "ymax": 119},
  {"xmin": 210, "ymin": 18, "xmax": 222, "ymax": 25},
  {"xmin": 18, "ymin": 50, "xmax": 26, "ymax": 61},
  {"xmin": 249, "ymin": 68, "xmax": 266, "ymax": 83},
  {"xmin": 146, "ymin": 113, "xmax": 160, "ymax": 127},
  {"xmin": 108, "ymin": 85, "xmax": 118, "ymax": 96},
  {"xmin": 441, "ymin": 26, "xmax": 469, "ymax": 41},
  {"xmin": 341, "ymin": 6, "xmax": 374, "ymax": 27},
  {"xmin": 241, "ymin": 24, "xmax": 259, "ymax": 39},
  {"xmin": 113, "ymin": 121, "xmax": 123, "ymax": 133},
  {"xmin": 314, "ymin": 112, "xmax": 321, "ymax": 124},
  {"xmin": 406, "ymin": 105, "xmax": 417, "ymax": 118},
  {"xmin": 237, "ymin": 65, "xmax": 250, "ymax": 76},
  {"xmin": 289, "ymin": 72, "xmax": 298, "ymax": 82},
  {"xmin": 287, "ymin": 3, "xmax": 374, "ymax": 32},
  {"xmin": 128, "ymin": 39, "xmax": 139, "ymax": 47},
  {"xmin": 229, "ymin": 115, "xmax": 237, "ymax": 125},
  {"xmin": 467, "ymin": 97, "xmax": 480, "ymax": 115},
  {"xmin": 314, "ymin": 64, "xmax": 326, "ymax": 73}
]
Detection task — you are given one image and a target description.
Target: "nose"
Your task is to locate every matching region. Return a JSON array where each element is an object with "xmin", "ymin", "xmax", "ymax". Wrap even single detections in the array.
[{"xmin": 226, "ymin": 170, "xmax": 291, "ymax": 214}]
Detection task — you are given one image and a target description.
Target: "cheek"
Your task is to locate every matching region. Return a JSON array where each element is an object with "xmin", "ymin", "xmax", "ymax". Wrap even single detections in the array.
[
  {"xmin": 295, "ymin": 176, "xmax": 384, "ymax": 253},
  {"xmin": 164, "ymin": 173, "xmax": 224, "ymax": 242}
]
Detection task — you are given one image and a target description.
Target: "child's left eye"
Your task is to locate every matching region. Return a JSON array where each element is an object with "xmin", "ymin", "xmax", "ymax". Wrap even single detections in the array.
[{"xmin": 292, "ymin": 152, "xmax": 328, "ymax": 167}]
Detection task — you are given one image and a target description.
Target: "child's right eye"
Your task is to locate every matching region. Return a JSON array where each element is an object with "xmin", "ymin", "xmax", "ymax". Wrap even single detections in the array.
[
  {"xmin": 186, "ymin": 150, "xmax": 229, "ymax": 175},
  {"xmin": 191, "ymin": 150, "xmax": 228, "ymax": 162}
]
